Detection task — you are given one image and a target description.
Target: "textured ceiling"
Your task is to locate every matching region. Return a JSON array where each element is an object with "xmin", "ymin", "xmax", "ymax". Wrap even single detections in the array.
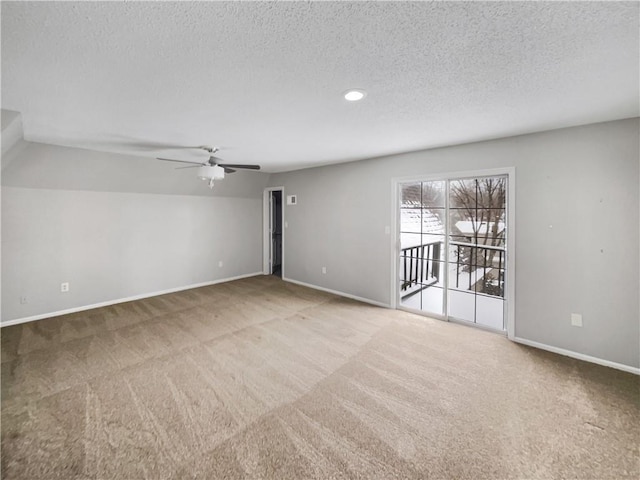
[{"xmin": 2, "ymin": 1, "xmax": 638, "ymax": 172}]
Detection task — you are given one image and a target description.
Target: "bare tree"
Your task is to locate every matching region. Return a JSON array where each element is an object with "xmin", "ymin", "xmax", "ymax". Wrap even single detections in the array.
[{"xmin": 450, "ymin": 177, "xmax": 506, "ymax": 294}]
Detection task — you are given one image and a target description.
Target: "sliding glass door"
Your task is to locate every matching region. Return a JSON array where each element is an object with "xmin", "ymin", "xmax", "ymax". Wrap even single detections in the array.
[{"xmin": 398, "ymin": 174, "xmax": 508, "ymax": 331}]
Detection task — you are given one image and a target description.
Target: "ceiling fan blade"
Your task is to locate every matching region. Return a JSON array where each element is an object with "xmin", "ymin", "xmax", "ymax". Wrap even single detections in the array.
[
  {"xmin": 175, "ymin": 165, "xmax": 202, "ymax": 170},
  {"xmin": 223, "ymin": 167, "xmax": 236, "ymax": 174},
  {"xmin": 128, "ymin": 142, "xmax": 204, "ymax": 150},
  {"xmin": 106, "ymin": 136, "xmax": 224, "ymax": 151},
  {"xmin": 157, "ymin": 158, "xmax": 205, "ymax": 166},
  {"xmin": 81, "ymin": 136, "xmax": 213, "ymax": 152},
  {"xmin": 217, "ymin": 163, "xmax": 261, "ymax": 170}
]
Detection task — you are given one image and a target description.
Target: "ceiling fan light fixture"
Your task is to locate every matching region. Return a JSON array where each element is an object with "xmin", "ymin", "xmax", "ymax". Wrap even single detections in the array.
[
  {"xmin": 156, "ymin": 148, "xmax": 260, "ymax": 188},
  {"xmin": 197, "ymin": 165, "xmax": 225, "ymax": 181},
  {"xmin": 344, "ymin": 89, "xmax": 366, "ymax": 101}
]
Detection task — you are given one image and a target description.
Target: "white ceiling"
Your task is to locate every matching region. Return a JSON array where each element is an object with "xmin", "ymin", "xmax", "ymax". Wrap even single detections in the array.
[{"xmin": 2, "ymin": 1, "xmax": 638, "ymax": 172}]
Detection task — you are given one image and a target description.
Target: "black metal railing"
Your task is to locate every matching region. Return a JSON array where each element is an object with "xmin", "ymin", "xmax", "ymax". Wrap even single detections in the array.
[
  {"xmin": 400, "ymin": 240, "xmax": 441, "ymax": 294},
  {"xmin": 450, "ymin": 242, "xmax": 504, "ymax": 297},
  {"xmin": 400, "ymin": 240, "xmax": 505, "ymax": 299}
]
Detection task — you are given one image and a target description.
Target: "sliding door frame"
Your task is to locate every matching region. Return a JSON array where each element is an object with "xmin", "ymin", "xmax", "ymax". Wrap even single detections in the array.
[{"xmin": 390, "ymin": 167, "xmax": 516, "ymax": 339}]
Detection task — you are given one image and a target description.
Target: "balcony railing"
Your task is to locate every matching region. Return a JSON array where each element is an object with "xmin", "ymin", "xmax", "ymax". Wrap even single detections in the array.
[
  {"xmin": 400, "ymin": 240, "xmax": 441, "ymax": 295},
  {"xmin": 400, "ymin": 240, "xmax": 505, "ymax": 299}
]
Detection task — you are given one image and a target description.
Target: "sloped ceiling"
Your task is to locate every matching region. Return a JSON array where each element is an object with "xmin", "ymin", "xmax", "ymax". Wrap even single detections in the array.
[
  {"xmin": 1, "ymin": 140, "xmax": 269, "ymax": 198},
  {"xmin": 1, "ymin": 1, "xmax": 638, "ymax": 172}
]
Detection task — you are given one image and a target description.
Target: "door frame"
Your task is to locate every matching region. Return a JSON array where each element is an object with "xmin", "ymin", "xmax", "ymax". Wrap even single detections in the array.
[
  {"xmin": 390, "ymin": 167, "xmax": 516, "ymax": 339},
  {"xmin": 263, "ymin": 186, "xmax": 285, "ymax": 276}
]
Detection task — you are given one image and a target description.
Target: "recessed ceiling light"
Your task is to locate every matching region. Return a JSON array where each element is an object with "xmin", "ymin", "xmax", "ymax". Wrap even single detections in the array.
[{"xmin": 344, "ymin": 89, "xmax": 366, "ymax": 101}]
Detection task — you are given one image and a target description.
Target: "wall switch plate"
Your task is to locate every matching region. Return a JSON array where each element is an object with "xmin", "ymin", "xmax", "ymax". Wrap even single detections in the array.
[
  {"xmin": 20, "ymin": 296, "xmax": 28, "ymax": 304},
  {"xmin": 322, "ymin": 267, "xmax": 327, "ymax": 274},
  {"xmin": 571, "ymin": 313, "xmax": 583, "ymax": 327},
  {"xmin": 384, "ymin": 226, "xmax": 390, "ymax": 235},
  {"xmin": 218, "ymin": 261, "xmax": 223, "ymax": 268},
  {"xmin": 61, "ymin": 282, "xmax": 70, "ymax": 292},
  {"xmin": 286, "ymin": 195, "xmax": 297, "ymax": 206}
]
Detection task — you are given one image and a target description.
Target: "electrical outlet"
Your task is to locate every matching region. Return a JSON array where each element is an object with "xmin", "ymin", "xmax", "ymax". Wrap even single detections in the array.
[
  {"xmin": 61, "ymin": 282, "xmax": 70, "ymax": 293},
  {"xmin": 20, "ymin": 296, "xmax": 28, "ymax": 304},
  {"xmin": 218, "ymin": 261, "xmax": 223, "ymax": 268},
  {"xmin": 571, "ymin": 313, "xmax": 583, "ymax": 327},
  {"xmin": 322, "ymin": 267, "xmax": 327, "ymax": 274}
]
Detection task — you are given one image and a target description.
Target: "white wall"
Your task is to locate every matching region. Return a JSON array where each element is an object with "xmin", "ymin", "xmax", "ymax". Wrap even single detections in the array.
[
  {"xmin": 1, "ymin": 188, "xmax": 263, "ymax": 322},
  {"xmin": 270, "ymin": 118, "xmax": 640, "ymax": 369},
  {"xmin": 1, "ymin": 141, "xmax": 269, "ymax": 322}
]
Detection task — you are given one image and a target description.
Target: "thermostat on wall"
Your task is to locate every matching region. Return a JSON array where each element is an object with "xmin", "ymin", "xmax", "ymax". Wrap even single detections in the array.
[{"xmin": 286, "ymin": 195, "xmax": 297, "ymax": 205}]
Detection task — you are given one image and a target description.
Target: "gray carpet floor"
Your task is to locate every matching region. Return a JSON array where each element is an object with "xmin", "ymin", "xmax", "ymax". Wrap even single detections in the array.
[{"xmin": 1, "ymin": 275, "xmax": 638, "ymax": 479}]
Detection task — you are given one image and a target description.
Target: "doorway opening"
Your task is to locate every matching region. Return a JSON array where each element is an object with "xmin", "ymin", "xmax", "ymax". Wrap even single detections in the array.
[
  {"xmin": 394, "ymin": 170, "xmax": 514, "ymax": 335},
  {"xmin": 263, "ymin": 187, "xmax": 284, "ymax": 278},
  {"xmin": 271, "ymin": 190, "xmax": 283, "ymax": 277}
]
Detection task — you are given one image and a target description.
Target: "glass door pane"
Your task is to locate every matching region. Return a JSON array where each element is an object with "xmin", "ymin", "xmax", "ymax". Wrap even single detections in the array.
[
  {"xmin": 399, "ymin": 180, "xmax": 445, "ymax": 316},
  {"xmin": 446, "ymin": 176, "xmax": 507, "ymax": 330}
]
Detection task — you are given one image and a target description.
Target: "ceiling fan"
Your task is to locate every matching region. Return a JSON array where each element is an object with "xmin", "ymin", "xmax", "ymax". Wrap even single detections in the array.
[{"xmin": 157, "ymin": 146, "xmax": 260, "ymax": 188}]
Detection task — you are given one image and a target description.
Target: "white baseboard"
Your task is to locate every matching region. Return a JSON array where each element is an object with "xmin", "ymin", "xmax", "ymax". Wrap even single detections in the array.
[
  {"xmin": 1, "ymin": 272, "xmax": 263, "ymax": 328},
  {"xmin": 513, "ymin": 336, "xmax": 640, "ymax": 375},
  {"xmin": 283, "ymin": 277, "xmax": 390, "ymax": 309}
]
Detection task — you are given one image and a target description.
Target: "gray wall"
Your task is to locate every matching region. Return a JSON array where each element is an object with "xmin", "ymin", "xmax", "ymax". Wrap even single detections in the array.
[
  {"xmin": 2, "ymin": 142, "xmax": 269, "ymax": 322},
  {"xmin": 1, "ymin": 110, "xmax": 23, "ymax": 157},
  {"xmin": 270, "ymin": 118, "xmax": 640, "ymax": 368}
]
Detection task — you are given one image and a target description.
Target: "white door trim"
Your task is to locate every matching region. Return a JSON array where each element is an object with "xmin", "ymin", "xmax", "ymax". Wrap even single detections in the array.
[
  {"xmin": 263, "ymin": 187, "xmax": 285, "ymax": 276},
  {"xmin": 390, "ymin": 167, "xmax": 516, "ymax": 339}
]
